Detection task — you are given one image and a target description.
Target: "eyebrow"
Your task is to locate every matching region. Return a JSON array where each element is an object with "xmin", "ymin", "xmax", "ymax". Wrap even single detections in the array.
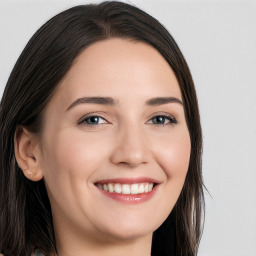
[
  {"xmin": 145, "ymin": 97, "xmax": 183, "ymax": 106},
  {"xmin": 66, "ymin": 97, "xmax": 118, "ymax": 111},
  {"xmin": 66, "ymin": 96, "xmax": 183, "ymax": 111}
]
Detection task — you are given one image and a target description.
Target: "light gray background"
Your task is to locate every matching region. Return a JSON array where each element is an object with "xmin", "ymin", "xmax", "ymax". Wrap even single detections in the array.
[{"xmin": 0, "ymin": 0, "xmax": 255, "ymax": 255}]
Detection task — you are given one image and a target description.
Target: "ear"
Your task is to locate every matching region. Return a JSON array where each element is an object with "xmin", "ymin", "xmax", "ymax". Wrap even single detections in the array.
[{"xmin": 14, "ymin": 126, "xmax": 44, "ymax": 181}]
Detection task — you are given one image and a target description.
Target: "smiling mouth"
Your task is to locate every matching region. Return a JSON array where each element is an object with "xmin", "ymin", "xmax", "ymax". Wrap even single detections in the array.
[{"xmin": 95, "ymin": 182, "xmax": 156, "ymax": 195}]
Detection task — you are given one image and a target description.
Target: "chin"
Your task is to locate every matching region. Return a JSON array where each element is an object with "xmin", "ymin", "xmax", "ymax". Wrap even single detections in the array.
[
  {"xmin": 97, "ymin": 216, "xmax": 161, "ymax": 242},
  {"xmin": 105, "ymin": 227, "xmax": 151, "ymax": 242}
]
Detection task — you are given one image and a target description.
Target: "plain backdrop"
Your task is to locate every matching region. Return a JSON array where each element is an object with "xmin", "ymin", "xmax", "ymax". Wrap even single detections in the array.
[{"xmin": 0, "ymin": 0, "xmax": 256, "ymax": 255}]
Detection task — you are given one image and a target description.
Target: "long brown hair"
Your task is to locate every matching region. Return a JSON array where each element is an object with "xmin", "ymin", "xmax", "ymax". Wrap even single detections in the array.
[{"xmin": 0, "ymin": 2, "xmax": 205, "ymax": 255}]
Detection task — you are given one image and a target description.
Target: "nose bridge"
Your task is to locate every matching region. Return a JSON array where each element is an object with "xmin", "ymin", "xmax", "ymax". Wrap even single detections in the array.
[{"xmin": 110, "ymin": 120, "xmax": 150, "ymax": 167}]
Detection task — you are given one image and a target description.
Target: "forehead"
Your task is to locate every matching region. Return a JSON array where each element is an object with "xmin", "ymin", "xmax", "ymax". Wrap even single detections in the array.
[{"xmin": 49, "ymin": 38, "xmax": 182, "ymax": 108}]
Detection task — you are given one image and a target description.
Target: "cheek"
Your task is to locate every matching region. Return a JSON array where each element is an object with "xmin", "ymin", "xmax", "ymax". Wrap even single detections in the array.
[
  {"xmin": 152, "ymin": 128, "xmax": 191, "ymax": 195},
  {"xmin": 154, "ymin": 130, "xmax": 190, "ymax": 174},
  {"xmin": 40, "ymin": 130, "xmax": 108, "ymax": 203},
  {"xmin": 42, "ymin": 129, "xmax": 105, "ymax": 174},
  {"xmin": 144, "ymin": 128, "xmax": 191, "ymax": 226}
]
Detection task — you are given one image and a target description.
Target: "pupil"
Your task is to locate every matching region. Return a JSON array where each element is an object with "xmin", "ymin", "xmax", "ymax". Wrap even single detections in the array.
[
  {"xmin": 88, "ymin": 116, "xmax": 99, "ymax": 124},
  {"xmin": 154, "ymin": 116, "xmax": 165, "ymax": 124}
]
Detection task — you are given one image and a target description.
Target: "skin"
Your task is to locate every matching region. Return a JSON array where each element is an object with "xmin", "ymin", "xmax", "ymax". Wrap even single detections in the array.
[{"xmin": 15, "ymin": 38, "xmax": 191, "ymax": 256}]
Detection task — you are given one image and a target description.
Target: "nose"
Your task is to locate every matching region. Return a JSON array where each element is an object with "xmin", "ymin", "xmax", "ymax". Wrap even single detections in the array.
[{"xmin": 110, "ymin": 124, "xmax": 150, "ymax": 168}]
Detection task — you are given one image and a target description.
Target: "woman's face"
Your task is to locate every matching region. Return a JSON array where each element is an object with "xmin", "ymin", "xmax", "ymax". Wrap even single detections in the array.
[{"xmin": 37, "ymin": 38, "xmax": 190, "ymax": 245}]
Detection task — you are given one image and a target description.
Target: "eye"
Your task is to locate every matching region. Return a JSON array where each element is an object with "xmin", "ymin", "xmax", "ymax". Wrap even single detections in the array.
[
  {"xmin": 148, "ymin": 115, "xmax": 177, "ymax": 126},
  {"xmin": 78, "ymin": 115, "xmax": 107, "ymax": 126}
]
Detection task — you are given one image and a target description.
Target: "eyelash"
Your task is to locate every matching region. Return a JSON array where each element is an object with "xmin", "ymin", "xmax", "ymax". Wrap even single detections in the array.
[{"xmin": 78, "ymin": 114, "xmax": 178, "ymax": 127}]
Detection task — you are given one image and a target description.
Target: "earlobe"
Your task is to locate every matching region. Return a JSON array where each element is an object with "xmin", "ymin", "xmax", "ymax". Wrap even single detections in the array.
[{"xmin": 14, "ymin": 126, "xmax": 44, "ymax": 181}]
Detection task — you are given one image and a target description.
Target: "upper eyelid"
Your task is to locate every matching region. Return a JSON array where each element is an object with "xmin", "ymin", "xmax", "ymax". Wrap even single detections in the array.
[
  {"xmin": 146, "ymin": 112, "xmax": 177, "ymax": 121},
  {"xmin": 77, "ymin": 112, "xmax": 109, "ymax": 124}
]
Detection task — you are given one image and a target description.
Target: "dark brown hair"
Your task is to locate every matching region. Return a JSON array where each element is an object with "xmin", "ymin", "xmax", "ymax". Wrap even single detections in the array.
[{"xmin": 0, "ymin": 1, "xmax": 205, "ymax": 255}]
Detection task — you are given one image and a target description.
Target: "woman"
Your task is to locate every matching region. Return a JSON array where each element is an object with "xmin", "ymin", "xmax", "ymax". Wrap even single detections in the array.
[{"xmin": 0, "ymin": 1, "xmax": 205, "ymax": 256}]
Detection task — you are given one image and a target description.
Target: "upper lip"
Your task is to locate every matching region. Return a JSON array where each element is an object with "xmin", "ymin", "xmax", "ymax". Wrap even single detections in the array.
[{"xmin": 94, "ymin": 177, "xmax": 161, "ymax": 185}]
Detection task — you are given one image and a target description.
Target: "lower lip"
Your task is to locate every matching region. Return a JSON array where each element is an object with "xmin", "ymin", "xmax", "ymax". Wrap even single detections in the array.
[{"xmin": 96, "ymin": 185, "xmax": 158, "ymax": 204}]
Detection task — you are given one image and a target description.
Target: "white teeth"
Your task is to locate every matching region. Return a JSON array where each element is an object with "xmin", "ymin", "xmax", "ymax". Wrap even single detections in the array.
[
  {"xmin": 97, "ymin": 183, "xmax": 154, "ymax": 194},
  {"xmin": 108, "ymin": 183, "xmax": 114, "ymax": 192},
  {"xmin": 103, "ymin": 184, "xmax": 108, "ymax": 192},
  {"xmin": 122, "ymin": 184, "xmax": 131, "ymax": 194},
  {"xmin": 131, "ymin": 184, "xmax": 139, "ymax": 194},
  {"xmin": 139, "ymin": 184, "xmax": 145, "ymax": 193},
  {"xmin": 114, "ymin": 184, "xmax": 122, "ymax": 193}
]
